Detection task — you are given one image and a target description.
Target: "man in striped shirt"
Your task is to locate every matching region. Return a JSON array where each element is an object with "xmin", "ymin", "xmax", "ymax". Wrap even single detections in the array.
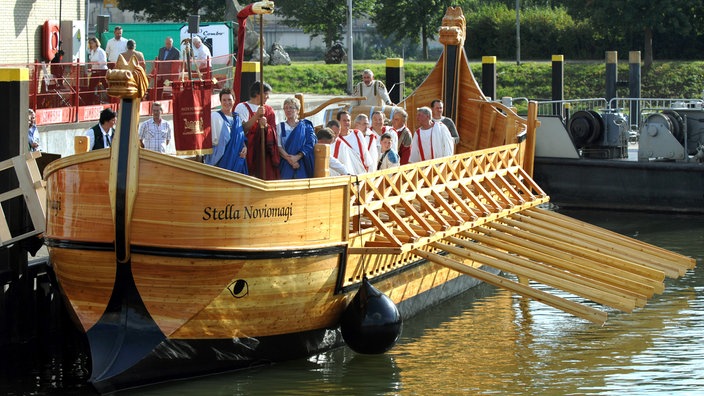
[{"xmin": 139, "ymin": 102, "xmax": 172, "ymax": 153}]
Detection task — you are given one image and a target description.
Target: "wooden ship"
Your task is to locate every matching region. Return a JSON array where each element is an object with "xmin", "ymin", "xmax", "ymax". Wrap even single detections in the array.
[{"xmin": 37, "ymin": 6, "xmax": 694, "ymax": 393}]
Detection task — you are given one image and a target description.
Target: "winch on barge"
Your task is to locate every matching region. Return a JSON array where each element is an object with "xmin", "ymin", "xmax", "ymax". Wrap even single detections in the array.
[
  {"xmin": 532, "ymin": 52, "xmax": 704, "ymax": 214},
  {"xmin": 36, "ymin": 6, "xmax": 695, "ymax": 393}
]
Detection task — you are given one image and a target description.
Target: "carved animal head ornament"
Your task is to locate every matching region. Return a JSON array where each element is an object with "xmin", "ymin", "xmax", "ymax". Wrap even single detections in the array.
[
  {"xmin": 439, "ymin": 6, "xmax": 466, "ymax": 47},
  {"xmin": 252, "ymin": 0, "xmax": 275, "ymax": 14},
  {"xmin": 106, "ymin": 55, "xmax": 149, "ymax": 99}
]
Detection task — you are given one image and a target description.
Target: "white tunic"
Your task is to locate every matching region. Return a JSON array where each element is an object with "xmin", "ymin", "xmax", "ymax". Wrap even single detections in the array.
[
  {"xmin": 409, "ymin": 122, "xmax": 455, "ymax": 163},
  {"xmin": 337, "ymin": 129, "xmax": 374, "ymax": 173},
  {"xmin": 333, "ymin": 138, "xmax": 367, "ymax": 175},
  {"xmin": 363, "ymin": 129, "xmax": 380, "ymax": 170}
]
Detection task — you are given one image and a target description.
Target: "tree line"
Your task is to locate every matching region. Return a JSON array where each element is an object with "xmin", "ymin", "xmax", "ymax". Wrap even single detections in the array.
[{"xmin": 117, "ymin": 0, "xmax": 704, "ymax": 64}]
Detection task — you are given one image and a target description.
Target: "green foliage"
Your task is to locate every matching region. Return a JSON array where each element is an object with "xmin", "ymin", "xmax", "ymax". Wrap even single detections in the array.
[
  {"xmin": 276, "ymin": 0, "xmax": 375, "ymax": 49},
  {"xmin": 116, "ymin": 0, "xmax": 225, "ymax": 22},
  {"xmin": 372, "ymin": 0, "xmax": 454, "ymax": 59},
  {"xmin": 265, "ymin": 62, "xmax": 435, "ymax": 96},
  {"xmin": 464, "ymin": 3, "xmax": 516, "ymax": 59}
]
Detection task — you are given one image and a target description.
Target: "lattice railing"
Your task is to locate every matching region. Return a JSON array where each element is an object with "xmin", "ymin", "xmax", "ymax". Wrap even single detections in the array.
[{"xmin": 348, "ymin": 144, "xmax": 549, "ymax": 254}]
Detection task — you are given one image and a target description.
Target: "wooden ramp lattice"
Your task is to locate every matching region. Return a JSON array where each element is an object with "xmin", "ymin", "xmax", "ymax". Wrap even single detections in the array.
[
  {"xmin": 348, "ymin": 145, "xmax": 696, "ymax": 324},
  {"xmin": 349, "ymin": 144, "xmax": 544, "ymax": 254},
  {"xmin": 0, "ymin": 152, "xmax": 46, "ymax": 247}
]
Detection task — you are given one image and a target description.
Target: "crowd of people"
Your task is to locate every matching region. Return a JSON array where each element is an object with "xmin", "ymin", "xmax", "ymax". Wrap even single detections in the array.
[
  {"xmin": 86, "ymin": 26, "xmax": 208, "ymax": 101},
  {"xmin": 194, "ymin": 77, "xmax": 457, "ymax": 179},
  {"xmin": 66, "ymin": 61, "xmax": 458, "ymax": 180}
]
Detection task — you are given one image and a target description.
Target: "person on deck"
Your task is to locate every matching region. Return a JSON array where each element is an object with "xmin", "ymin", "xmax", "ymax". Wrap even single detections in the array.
[
  {"xmin": 354, "ymin": 113, "xmax": 379, "ymax": 170},
  {"xmin": 370, "ymin": 110, "xmax": 397, "ymax": 150},
  {"xmin": 235, "ymin": 81, "xmax": 279, "ymax": 179},
  {"xmin": 378, "ymin": 132, "xmax": 400, "ymax": 170},
  {"xmin": 409, "ymin": 107, "xmax": 455, "ymax": 163},
  {"xmin": 84, "ymin": 108, "xmax": 116, "ymax": 150},
  {"xmin": 326, "ymin": 119, "xmax": 341, "ymax": 140},
  {"xmin": 156, "ymin": 37, "xmax": 181, "ymax": 100},
  {"xmin": 87, "ymin": 37, "xmax": 108, "ymax": 71},
  {"xmin": 389, "ymin": 108, "xmax": 413, "ymax": 165},
  {"xmin": 332, "ymin": 111, "xmax": 372, "ymax": 175},
  {"xmin": 276, "ymin": 97, "xmax": 317, "ymax": 179},
  {"xmin": 204, "ymin": 88, "xmax": 248, "ymax": 174},
  {"xmin": 191, "ymin": 36, "xmax": 212, "ymax": 73},
  {"xmin": 430, "ymin": 99, "xmax": 459, "ymax": 146},
  {"xmin": 120, "ymin": 39, "xmax": 146, "ymax": 69},
  {"xmin": 353, "ymin": 69, "xmax": 394, "ymax": 106}
]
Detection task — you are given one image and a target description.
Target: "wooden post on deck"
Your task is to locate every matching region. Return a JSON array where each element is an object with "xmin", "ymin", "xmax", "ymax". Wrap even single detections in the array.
[
  {"xmin": 313, "ymin": 143, "xmax": 330, "ymax": 178},
  {"xmin": 481, "ymin": 56, "xmax": 497, "ymax": 101},
  {"xmin": 385, "ymin": 58, "xmax": 404, "ymax": 105},
  {"xmin": 551, "ymin": 55, "xmax": 564, "ymax": 118},
  {"xmin": 239, "ymin": 61, "xmax": 260, "ymax": 103}
]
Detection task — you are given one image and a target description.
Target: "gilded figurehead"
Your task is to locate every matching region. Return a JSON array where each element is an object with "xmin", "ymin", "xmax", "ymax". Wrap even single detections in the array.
[{"xmin": 106, "ymin": 54, "xmax": 149, "ymax": 99}]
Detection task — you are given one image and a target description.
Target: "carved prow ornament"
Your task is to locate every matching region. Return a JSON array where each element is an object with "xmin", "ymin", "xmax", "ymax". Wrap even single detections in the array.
[{"xmin": 438, "ymin": 7, "xmax": 466, "ymax": 123}]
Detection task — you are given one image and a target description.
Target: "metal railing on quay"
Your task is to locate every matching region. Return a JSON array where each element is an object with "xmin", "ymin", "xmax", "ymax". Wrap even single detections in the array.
[{"xmin": 24, "ymin": 54, "xmax": 235, "ymax": 126}]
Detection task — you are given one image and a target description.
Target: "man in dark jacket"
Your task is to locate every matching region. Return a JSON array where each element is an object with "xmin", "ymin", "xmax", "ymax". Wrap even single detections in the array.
[
  {"xmin": 156, "ymin": 37, "xmax": 181, "ymax": 99},
  {"xmin": 84, "ymin": 108, "xmax": 116, "ymax": 150}
]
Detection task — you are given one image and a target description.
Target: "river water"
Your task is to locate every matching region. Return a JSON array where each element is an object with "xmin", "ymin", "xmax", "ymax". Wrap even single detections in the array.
[{"xmin": 2, "ymin": 209, "xmax": 703, "ymax": 395}]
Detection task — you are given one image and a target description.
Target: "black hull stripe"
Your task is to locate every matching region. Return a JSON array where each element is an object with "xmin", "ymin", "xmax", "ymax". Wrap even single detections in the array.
[
  {"xmin": 44, "ymin": 238, "xmax": 445, "ymax": 292},
  {"xmin": 45, "ymin": 238, "xmax": 347, "ymax": 260}
]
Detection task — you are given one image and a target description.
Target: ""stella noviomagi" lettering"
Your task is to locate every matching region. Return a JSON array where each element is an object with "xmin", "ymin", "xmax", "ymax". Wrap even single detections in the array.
[{"xmin": 202, "ymin": 203, "xmax": 294, "ymax": 223}]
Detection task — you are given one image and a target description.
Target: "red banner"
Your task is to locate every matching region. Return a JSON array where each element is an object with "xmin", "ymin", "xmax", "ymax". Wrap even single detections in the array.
[{"xmin": 172, "ymin": 80, "xmax": 213, "ymax": 156}]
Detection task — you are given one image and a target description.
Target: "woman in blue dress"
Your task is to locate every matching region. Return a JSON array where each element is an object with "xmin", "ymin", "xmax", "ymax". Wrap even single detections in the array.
[{"xmin": 276, "ymin": 97, "xmax": 317, "ymax": 179}]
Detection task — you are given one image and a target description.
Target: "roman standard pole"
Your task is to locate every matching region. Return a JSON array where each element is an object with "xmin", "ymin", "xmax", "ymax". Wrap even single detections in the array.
[
  {"xmin": 346, "ymin": 0, "xmax": 353, "ymax": 94},
  {"xmin": 259, "ymin": 15, "xmax": 266, "ymax": 179}
]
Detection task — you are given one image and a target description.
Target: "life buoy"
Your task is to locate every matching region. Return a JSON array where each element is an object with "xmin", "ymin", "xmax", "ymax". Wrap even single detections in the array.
[{"xmin": 42, "ymin": 20, "xmax": 61, "ymax": 61}]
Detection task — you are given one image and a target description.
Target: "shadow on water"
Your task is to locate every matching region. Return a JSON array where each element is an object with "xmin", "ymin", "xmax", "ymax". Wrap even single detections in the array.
[
  {"xmin": 0, "ymin": 326, "xmax": 93, "ymax": 395},
  {"xmin": 124, "ymin": 282, "xmax": 505, "ymax": 396}
]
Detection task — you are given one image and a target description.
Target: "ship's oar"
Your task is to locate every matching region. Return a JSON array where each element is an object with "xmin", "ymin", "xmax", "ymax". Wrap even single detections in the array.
[{"xmin": 413, "ymin": 249, "xmax": 608, "ymax": 325}]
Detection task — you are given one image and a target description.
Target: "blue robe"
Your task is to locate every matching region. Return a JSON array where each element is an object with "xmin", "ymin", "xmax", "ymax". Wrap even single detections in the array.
[
  {"xmin": 279, "ymin": 119, "xmax": 317, "ymax": 179},
  {"xmin": 205, "ymin": 111, "xmax": 248, "ymax": 174}
]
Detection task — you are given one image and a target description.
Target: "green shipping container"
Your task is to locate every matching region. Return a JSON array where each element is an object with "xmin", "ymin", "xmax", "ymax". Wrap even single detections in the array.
[{"xmin": 99, "ymin": 22, "xmax": 235, "ymax": 73}]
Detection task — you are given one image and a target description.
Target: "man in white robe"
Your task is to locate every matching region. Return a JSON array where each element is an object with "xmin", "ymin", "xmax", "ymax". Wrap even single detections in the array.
[
  {"xmin": 355, "ymin": 113, "xmax": 380, "ymax": 170},
  {"xmin": 334, "ymin": 111, "xmax": 374, "ymax": 174},
  {"xmin": 409, "ymin": 107, "xmax": 455, "ymax": 163}
]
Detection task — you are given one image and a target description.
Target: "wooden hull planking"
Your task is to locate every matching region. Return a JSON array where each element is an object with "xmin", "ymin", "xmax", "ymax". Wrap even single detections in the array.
[{"xmin": 45, "ymin": 150, "xmax": 486, "ymax": 340}]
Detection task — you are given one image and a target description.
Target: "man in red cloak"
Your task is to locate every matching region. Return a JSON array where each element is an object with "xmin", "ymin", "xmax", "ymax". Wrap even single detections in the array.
[{"xmin": 235, "ymin": 81, "xmax": 279, "ymax": 179}]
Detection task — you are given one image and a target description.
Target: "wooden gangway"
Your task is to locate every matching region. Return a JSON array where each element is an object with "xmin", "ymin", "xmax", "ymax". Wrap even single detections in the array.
[
  {"xmin": 345, "ymin": 145, "xmax": 695, "ymax": 325},
  {"xmin": 0, "ymin": 151, "xmax": 46, "ymax": 247}
]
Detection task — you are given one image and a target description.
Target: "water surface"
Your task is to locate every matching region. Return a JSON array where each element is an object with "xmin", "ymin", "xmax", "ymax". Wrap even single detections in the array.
[{"xmin": 3, "ymin": 209, "xmax": 703, "ymax": 395}]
